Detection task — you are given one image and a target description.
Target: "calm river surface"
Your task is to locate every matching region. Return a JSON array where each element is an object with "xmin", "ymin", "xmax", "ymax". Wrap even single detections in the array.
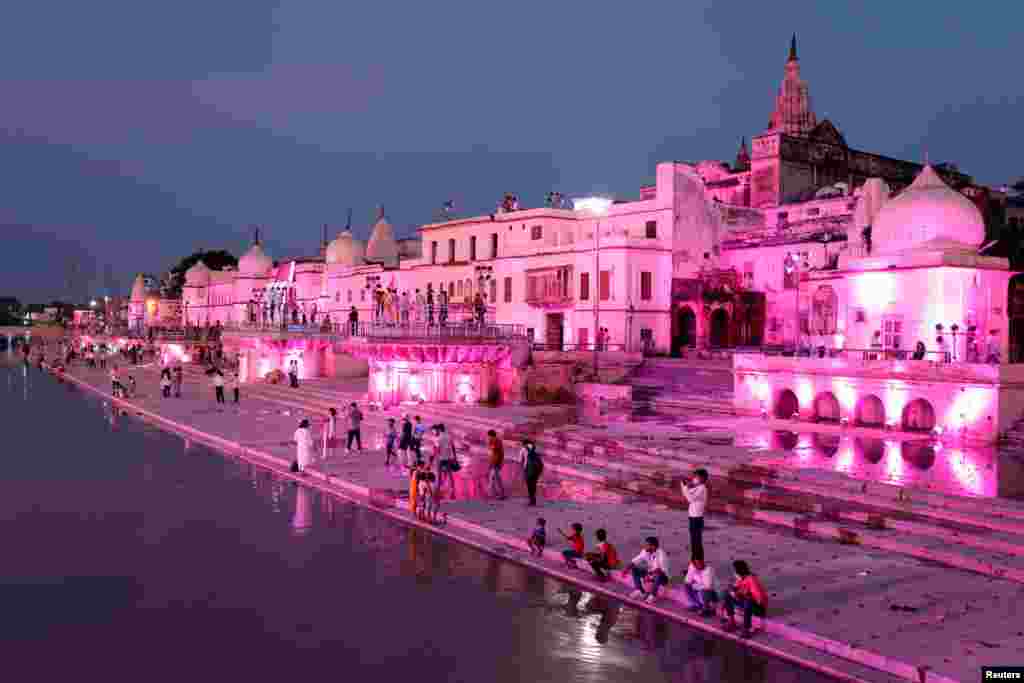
[{"xmin": 0, "ymin": 362, "xmax": 836, "ymax": 683}]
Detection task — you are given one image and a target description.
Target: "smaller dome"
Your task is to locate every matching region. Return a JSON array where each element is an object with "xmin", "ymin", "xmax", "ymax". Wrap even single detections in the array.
[
  {"xmin": 366, "ymin": 215, "xmax": 399, "ymax": 266},
  {"xmin": 130, "ymin": 274, "xmax": 147, "ymax": 302},
  {"xmin": 239, "ymin": 241, "xmax": 273, "ymax": 275},
  {"xmin": 185, "ymin": 260, "xmax": 211, "ymax": 284},
  {"xmin": 871, "ymin": 165, "xmax": 985, "ymax": 255},
  {"xmin": 326, "ymin": 231, "xmax": 366, "ymax": 266}
]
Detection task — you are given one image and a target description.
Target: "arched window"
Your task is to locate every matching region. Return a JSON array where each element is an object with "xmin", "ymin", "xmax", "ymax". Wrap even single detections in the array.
[{"xmin": 812, "ymin": 285, "xmax": 838, "ymax": 335}]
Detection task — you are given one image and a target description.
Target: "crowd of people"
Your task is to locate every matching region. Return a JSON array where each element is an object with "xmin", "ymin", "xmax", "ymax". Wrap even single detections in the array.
[
  {"xmin": 544, "ymin": 467, "xmax": 766, "ymax": 637},
  {"xmin": 355, "ymin": 283, "xmax": 490, "ymax": 331}
]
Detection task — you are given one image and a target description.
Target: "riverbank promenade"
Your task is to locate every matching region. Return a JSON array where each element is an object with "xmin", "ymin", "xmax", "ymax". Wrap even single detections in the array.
[{"xmin": 55, "ymin": 359, "xmax": 1024, "ymax": 683}]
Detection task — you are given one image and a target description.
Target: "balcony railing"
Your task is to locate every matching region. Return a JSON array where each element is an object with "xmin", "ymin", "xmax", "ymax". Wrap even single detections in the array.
[{"xmin": 220, "ymin": 319, "xmax": 527, "ymax": 342}]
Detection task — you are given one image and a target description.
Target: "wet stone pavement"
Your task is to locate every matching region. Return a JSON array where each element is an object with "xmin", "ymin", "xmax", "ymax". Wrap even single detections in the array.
[{"xmin": 60, "ymin": 361, "xmax": 1024, "ymax": 683}]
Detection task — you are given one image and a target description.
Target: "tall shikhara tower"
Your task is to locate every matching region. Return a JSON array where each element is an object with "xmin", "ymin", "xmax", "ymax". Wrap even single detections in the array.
[{"xmin": 767, "ymin": 34, "xmax": 817, "ymax": 136}]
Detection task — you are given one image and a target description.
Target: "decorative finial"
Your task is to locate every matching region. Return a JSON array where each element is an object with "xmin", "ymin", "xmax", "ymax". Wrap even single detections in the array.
[
  {"xmin": 345, "ymin": 208, "xmax": 352, "ymax": 231},
  {"xmin": 322, "ymin": 223, "xmax": 328, "ymax": 247},
  {"xmin": 254, "ymin": 226, "xmax": 260, "ymax": 245},
  {"xmin": 789, "ymin": 33, "xmax": 797, "ymax": 61}
]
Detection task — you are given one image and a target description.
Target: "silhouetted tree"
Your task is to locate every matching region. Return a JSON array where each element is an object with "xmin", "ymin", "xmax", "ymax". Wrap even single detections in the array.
[{"xmin": 165, "ymin": 250, "xmax": 238, "ymax": 298}]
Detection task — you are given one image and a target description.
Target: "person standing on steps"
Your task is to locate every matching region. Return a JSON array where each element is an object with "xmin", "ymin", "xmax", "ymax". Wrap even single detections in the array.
[
  {"xmin": 212, "ymin": 369, "xmax": 225, "ymax": 404},
  {"xmin": 288, "ymin": 359, "xmax": 299, "ymax": 388},
  {"xmin": 173, "ymin": 365, "xmax": 183, "ymax": 398},
  {"xmin": 399, "ymin": 414, "xmax": 414, "ymax": 467},
  {"xmin": 228, "ymin": 370, "xmax": 240, "ymax": 404},
  {"xmin": 682, "ymin": 468, "xmax": 708, "ymax": 560},
  {"xmin": 346, "ymin": 402, "xmax": 363, "ymax": 453},
  {"xmin": 434, "ymin": 424, "xmax": 456, "ymax": 499},
  {"xmin": 521, "ymin": 439, "xmax": 543, "ymax": 506},
  {"xmin": 348, "ymin": 306, "xmax": 359, "ymax": 336},
  {"xmin": 325, "ymin": 408, "xmax": 339, "ymax": 460},
  {"xmin": 412, "ymin": 416, "xmax": 426, "ymax": 463},
  {"xmin": 385, "ymin": 418, "xmax": 398, "ymax": 467},
  {"xmin": 293, "ymin": 419, "xmax": 313, "ymax": 474},
  {"xmin": 160, "ymin": 368, "xmax": 172, "ymax": 398},
  {"xmin": 486, "ymin": 429, "xmax": 506, "ymax": 499}
]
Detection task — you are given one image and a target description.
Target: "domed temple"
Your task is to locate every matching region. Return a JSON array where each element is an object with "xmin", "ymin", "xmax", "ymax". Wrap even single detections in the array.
[{"xmin": 131, "ymin": 36, "xmax": 1020, "ymax": 434}]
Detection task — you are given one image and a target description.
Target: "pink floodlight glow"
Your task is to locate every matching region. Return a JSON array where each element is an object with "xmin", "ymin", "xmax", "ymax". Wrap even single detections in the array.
[
  {"xmin": 850, "ymin": 272, "xmax": 897, "ymax": 313},
  {"xmin": 796, "ymin": 378, "xmax": 814, "ymax": 407},
  {"xmin": 832, "ymin": 379, "xmax": 856, "ymax": 412},
  {"xmin": 884, "ymin": 441, "xmax": 904, "ymax": 481},
  {"xmin": 948, "ymin": 449, "xmax": 984, "ymax": 496},
  {"xmin": 946, "ymin": 387, "xmax": 991, "ymax": 429},
  {"xmin": 835, "ymin": 442, "xmax": 854, "ymax": 474}
]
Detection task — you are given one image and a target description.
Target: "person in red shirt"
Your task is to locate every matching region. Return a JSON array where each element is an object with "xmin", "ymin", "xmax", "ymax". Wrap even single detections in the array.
[
  {"xmin": 722, "ymin": 560, "xmax": 767, "ymax": 638},
  {"xmin": 585, "ymin": 528, "xmax": 620, "ymax": 581},
  {"xmin": 559, "ymin": 523, "xmax": 585, "ymax": 569}
]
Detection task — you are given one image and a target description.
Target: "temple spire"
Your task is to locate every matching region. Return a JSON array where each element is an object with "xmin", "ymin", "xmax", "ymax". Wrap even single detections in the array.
[
  {"xmin": 253, "ymin": 226, "xmax": 260, "ymax": 245},
  {"xmin": 789, "ymin": 33, "xmax": 797, "ymax": 61},
  {"xmin": 377, "ymin": 205, "xmax": 386, "ymax": 221}
]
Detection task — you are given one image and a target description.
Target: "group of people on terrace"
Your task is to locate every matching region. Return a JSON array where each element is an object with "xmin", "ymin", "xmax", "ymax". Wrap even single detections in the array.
[{"xmin": 353, "ymin": 283, "xmax": 489, "ymax": 332}]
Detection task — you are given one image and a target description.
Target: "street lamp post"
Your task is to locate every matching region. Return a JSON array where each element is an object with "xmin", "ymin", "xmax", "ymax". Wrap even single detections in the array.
[
  {"xmin": 574, "ymin": 197, "xmax": 613, "ymax": 378},
  {"xmin": 785, "ymin": 252, "xmax": 799, "ymax": 351}
]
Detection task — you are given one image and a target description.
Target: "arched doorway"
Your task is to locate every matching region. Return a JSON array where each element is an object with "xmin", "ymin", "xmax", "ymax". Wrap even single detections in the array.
[
  {"xmin": 672, "ymin": 307, "xmax": 697, "ymax": 356},
  {"xmin": 902, "ymin": 399, "xmax": 936, "ymax": 433},
  {"xmin": 901, "ymin": 441, "xmax": 937, "ymax": 470},
  {"xmin": 813, "ymin": 392, "xmax": 841, "ymax": 423},
  {"xmin": 854, "ymin": 437, "xmax": 886, "ymax": 464},
  {"xmin": 774, "ymin": 389, "xmax": 799, "ymax": 419},
  {"xmin": 709, "ymin": 308, "xmax": 730, "ymax": 348},
  {"xmin": 855, "ymin": 395, "xmax": 885, "ymax": 427}
]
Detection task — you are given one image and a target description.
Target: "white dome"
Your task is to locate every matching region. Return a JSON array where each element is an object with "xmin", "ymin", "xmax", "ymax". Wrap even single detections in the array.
[
  {"xmin": 366, "ymin": 216, "xmax": 399, "ymax": 266},
  {"xmin": 872, "ymin": 165, "xmax": 984, "ymax": 255},
  {"xmin": 185, "ymin": 259, "xmax": 211, "ymax": 284},
  {"xmin": 238, "ymin": 241, "xmax": 273, "ymax": 275},
  {"xmin": 130, "ymin": 274, "xmax": 147, "ymax": 302},
  {"xmin": 325, "ymin": 231, "xmax": 366, "ymax": 266}
]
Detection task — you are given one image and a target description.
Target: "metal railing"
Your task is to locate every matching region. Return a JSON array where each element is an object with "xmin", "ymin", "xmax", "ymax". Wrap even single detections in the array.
[
  {"xmin": 758, "ymin": 346, "xmax": 992, "ymax": 364},
  {"xmin": 531, "ymin": 342, "xmax": 630, "ymax": 352},
  {"xmin": 219, "ymin": 319, "xmax": 528, "ymax": 342}
]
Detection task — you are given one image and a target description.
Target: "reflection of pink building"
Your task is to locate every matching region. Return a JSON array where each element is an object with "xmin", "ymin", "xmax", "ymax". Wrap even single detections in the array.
[{"xmin": 735, "ymin": 166, "xmax": 1022, "ymax": 443}]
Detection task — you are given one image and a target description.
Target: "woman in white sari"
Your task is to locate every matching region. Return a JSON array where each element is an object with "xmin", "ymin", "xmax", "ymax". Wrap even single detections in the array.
[{"xmin": 294, "ymin": 419, "xmax": 314, "ymax": 473}]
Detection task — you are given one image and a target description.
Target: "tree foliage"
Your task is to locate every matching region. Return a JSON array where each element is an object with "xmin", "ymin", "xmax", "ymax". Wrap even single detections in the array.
[{"xmin": 165, "ymin": 250, "xmax": 238, "ymax": 297}]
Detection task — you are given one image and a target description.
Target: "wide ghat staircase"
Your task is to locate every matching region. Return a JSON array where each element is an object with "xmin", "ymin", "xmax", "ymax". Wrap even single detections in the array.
[{"xmin": 628, "ymin": 358, "xmax": 735, "ymax": 419}]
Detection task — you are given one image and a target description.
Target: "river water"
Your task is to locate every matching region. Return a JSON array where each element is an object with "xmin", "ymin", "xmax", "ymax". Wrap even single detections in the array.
[{"xmin": 0, "ymin": 362, "xmax": 835, "ymax": 683}]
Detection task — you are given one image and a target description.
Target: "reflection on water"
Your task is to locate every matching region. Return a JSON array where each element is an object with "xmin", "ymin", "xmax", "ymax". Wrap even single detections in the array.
[
  {"xmin": 0, "ymin": 363, "xmax": 834, "ymax": 683},
  {"xmin": 740, "ymin": 429, "xmax": 1024, "ymax": 498}
]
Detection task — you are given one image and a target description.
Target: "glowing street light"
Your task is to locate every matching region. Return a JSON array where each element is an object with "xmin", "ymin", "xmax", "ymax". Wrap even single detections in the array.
[
  {"xmin": 90, "ymin": 299, "xmax": 97, "ymax": 308},
  {"xmin": 575, "ymin": 196, "xmax": 613, "ymax": 375}
]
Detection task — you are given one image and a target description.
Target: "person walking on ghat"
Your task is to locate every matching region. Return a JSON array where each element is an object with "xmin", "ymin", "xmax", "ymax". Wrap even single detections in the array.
[
  {"xmin": 682, "ymin": 468, "xmax": 708, "ymax": 560},
  {"xmin": 212, "ymin": 369, "xmax": 225, "ymax": 404},
  {"xmin": 346, "ymin": 402, "xmax": 364, "ymax": 453},
  {"xmin": 426, "ymin": 285, "xmax": 435, "ymax": 326},
  {"xmin": 292, "ymin": 419, "xmax": 314, "ymax": 474},
  {"xmin": 173, "ymin": 365, "xmax": 183, "ymax": 398},
  {"xmin": 385, "ymin": 418, "xmax": 398, "ymax": 467},
  {"xmin": 288, "ymin": 359, "xmax": 299, "ymax": 388},
  {"xmin": 160, "ymin": 368, "xmax": 172, "ymax": 398},
  {"xmin": 486, "ymin": 429, "xmax": 506, "ymax": 499}
]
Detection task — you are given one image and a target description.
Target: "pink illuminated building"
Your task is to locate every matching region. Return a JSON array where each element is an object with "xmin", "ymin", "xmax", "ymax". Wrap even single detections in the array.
[{"xmin": 164, "ymin": 37, "xmax": 1023, "ymax": 431}]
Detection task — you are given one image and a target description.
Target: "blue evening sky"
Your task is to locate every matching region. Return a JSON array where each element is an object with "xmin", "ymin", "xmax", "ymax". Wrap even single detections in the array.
[{"xmin": 2, "ymin": 0, "xmax": 1020, "ymax": 301}]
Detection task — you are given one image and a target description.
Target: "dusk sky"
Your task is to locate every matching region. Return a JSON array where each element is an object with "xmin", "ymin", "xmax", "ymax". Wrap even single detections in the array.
[{"xmin": 3, "ymin": 0, "xmax": 1021, "ymax": 303}]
